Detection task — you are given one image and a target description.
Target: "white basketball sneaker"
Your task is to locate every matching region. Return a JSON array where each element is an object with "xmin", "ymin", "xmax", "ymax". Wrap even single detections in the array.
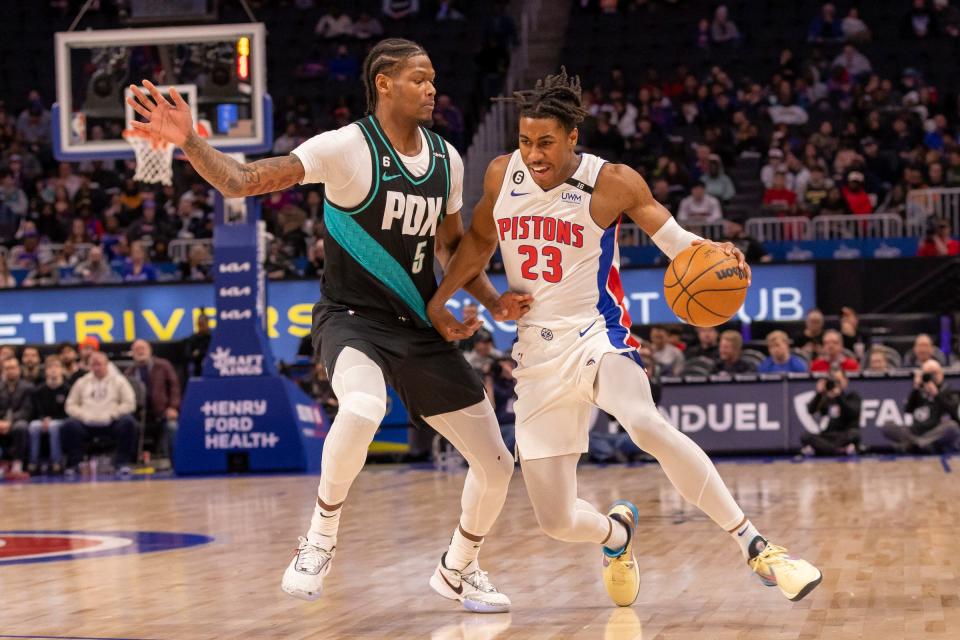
[
  {"xmin": 429, "ymin": 553, "xmax": 512, "ymax": 613},
  {"xmin": 281, "ymin": 536, "xmax": 335, "ymax": 601}
]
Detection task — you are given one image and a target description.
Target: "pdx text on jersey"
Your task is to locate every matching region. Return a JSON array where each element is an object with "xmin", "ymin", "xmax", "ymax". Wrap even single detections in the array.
[{"xmin": 381, "ymin": 191, "xmax": 444, "ymax": 236}]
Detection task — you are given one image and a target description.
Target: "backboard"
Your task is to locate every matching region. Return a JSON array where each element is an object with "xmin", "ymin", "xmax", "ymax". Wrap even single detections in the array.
[{"xmin": 53, "ymin": 22, "xmax": 271, "ymax": 161}]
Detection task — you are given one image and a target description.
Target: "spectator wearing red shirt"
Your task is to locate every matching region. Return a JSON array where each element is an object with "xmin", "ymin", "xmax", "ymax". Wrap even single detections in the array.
[
  {"xmin": 762, "ymin": 171, "xmax": 797, "ymax": 214},
  {"xmin": 811, "ymin": 330, "xmax": 860, "ymax": 372},
  {"xmin": 918, "ymin": 219, "xmax": 960, "ymax": 257},
  {"xmin": 841, "ymin": 171, "xmax": 873, "ymax": 214}
]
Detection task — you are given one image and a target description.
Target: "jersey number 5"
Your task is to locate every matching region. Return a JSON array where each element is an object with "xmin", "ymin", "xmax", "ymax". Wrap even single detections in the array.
[
  {"xmin": 412, "ymin": 240, "xmax": 427, "ymax": 274},
  {"xmin": 518, "ymin": 245, "xmax": 562, "ymax": 282}
]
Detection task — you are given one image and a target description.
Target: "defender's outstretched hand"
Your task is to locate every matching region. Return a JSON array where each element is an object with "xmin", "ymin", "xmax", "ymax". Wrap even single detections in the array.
[
  {"xmin": 126, "ymin": 80, "xmax": 195, "ymax": 147},
  {"xmin": 491, "ymin": 292, "xmax": 533, "ymax": 322},
  {"xmin": 428, "ymin": 303, "xmax": 482, "ymax": 342}
]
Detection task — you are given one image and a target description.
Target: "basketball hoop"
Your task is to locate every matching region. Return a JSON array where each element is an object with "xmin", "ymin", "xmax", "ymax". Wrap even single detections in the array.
[
  {"xmin": 123, "ymin": 129, "xmax": 175, "ymax": 186},
  {"xmin": 122, "ymin": 121, "xmax": 210, "ymax": 187}
]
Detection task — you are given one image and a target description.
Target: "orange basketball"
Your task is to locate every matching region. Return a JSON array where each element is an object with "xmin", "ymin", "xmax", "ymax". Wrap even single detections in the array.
[{"xmin": 663, "ymin": 244, "xmax": 748, "ymax": 327}]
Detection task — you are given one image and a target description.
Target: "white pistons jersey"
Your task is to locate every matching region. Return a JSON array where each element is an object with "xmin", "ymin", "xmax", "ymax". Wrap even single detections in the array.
[{"xmin": 492, "ymin": 150, "xmax": 639, "ymax": 350}]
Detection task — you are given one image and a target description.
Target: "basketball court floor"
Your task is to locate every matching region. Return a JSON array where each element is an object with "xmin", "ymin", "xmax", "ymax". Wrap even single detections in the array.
[{"xmin": 2, "ymin": 456, "xmax": 958, "ymax": 639}]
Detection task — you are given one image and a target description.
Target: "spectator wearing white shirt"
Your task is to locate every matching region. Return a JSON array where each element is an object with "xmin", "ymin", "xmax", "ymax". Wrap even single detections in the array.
[
  {"xmin": 352, "ymin": 12, "xmax": 384, "ymax": 39},
  {"xmin": 842, "ymin": 7, "xmax": 871, "ymax": 43},
  {"xmin": 677, "ymin": 183, "xmax": 722, "ymax": 224},
  {"xmin": 315, "ymin": 11, "xmax": 353, "ymax": 38},
  {"xmin": 832, "ymin": 45, "xmax": 872, "ymax": 78}
]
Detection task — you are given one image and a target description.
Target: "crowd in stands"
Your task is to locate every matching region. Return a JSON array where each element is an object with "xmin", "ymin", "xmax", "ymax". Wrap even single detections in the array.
[
  {"xmin": 0, "ymin": 336, "xmax": 186, "ymax": 480},
  {"xmin": 572, "ymin": 1, "xmax": 960, "ymax": 255},
  {"xmin": 0, "ymin": 0, "xmax": 510, "ymax": 289}
]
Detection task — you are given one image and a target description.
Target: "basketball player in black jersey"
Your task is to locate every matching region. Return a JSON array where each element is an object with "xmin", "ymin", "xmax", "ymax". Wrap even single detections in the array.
[{"xmin": 129, "ymin": 38, "xmax": 529, "ymax": 613}]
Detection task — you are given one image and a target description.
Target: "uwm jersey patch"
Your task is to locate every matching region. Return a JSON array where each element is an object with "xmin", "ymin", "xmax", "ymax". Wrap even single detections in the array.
[{"xmin": 493, "ymin": 151, "xmax": 638, "ymax": 349}]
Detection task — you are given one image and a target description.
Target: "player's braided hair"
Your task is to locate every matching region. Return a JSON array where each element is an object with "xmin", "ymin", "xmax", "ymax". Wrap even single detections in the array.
[
  {"xmin": 494, "ymin": 67, "xmax": 589, "ymax": 131},
  {"xmin": 362, "ymin": 38, "xmax": 428, "ymax": 115}
]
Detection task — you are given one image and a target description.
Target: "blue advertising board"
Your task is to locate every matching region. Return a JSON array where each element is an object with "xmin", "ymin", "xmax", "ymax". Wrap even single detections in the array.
[{"xmin": 0, "ymin": 264, "xmax": 815, "ymax": 355}]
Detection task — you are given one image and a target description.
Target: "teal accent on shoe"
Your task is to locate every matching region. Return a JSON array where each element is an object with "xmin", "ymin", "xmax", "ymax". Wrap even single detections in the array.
[
  {"xmin": 611, "ymin": 499, "xmax": 640, "ymax": 526},
  {"xmin": 602, "ymin": 500, "xmax": 639, "ymax": 558}
]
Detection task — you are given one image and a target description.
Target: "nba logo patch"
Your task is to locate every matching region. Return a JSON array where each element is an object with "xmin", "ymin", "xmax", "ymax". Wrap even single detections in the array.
[{"xmin": 540, "ymin": 328, "xmax": 554, "ymax": 341}]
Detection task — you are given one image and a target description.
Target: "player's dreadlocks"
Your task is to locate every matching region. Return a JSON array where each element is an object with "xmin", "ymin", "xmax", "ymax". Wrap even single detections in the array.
[
  {"xmin": 494, "ymin": 67, "xmax": 589, "ymax": 131},
  {"xmin": 362, "ymin": 38, "xmax": 428, "ymax": 115}
]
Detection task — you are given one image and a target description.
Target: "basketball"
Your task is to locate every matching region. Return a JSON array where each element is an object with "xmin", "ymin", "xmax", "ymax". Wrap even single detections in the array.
[{"xmin": 663, "ymin": 244, "xmax": 748, "ymax": 327}]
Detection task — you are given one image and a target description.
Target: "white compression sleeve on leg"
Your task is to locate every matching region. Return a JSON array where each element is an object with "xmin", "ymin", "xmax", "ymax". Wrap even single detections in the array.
[{"xmin": 650, "ymin": 216, "xmax": 702, "ymax": 261}]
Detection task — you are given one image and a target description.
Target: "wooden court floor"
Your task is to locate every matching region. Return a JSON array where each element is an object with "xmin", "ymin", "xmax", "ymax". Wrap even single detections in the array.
[{"xmin": 2, "ymin": 456, "xmax": 959, "ymax": 639}]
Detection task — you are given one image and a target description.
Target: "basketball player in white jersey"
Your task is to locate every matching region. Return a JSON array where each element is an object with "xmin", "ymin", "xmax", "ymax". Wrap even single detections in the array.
[
  {"xmin": 427, "ymin": 69, "xmax": 822, "ymax": 606},
  {"xmin": 128, "ymin": 39, "xmax": 528, "ymax": 613}
]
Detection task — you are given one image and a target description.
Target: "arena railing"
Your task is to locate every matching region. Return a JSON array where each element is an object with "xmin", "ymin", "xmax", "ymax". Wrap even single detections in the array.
[
  {"xmin": 745, "ymin": 217, "xmax": 811, "ymax": 242},
  {"xmin": 168, "ymin": 238, "xmax": 213, "ymax": 264},
  {"xmin": 907, "ymin": 187, "xmax": 960, "ymax": 235},
  {"xmin": 812, "ymin": 213, "xmax": 903, "ymax": 239}
]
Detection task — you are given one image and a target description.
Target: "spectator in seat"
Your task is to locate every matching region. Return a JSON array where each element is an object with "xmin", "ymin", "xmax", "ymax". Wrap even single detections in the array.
[
  {"xmin": 126, "ymin": 340, "xmax": 180, "ymax": 460},
  {"xmin": 432, "ymin": 95, "xmax": 465, "ymax": 151},
  {"xmin": 677, "ymin": 183, "xmax": 722, "ymax": 224},
  {"xmin": 808, "ymin": 2, "xmax": 844, "ymax": 43},
  {"xmin": 180, "ymin": 244, "xmax": 211, "ymax": 281},
  {"xmin": 436, "ymin": 0, "xmax": 465, "ymax": 21},
  {"xmin": 122, "ymin": 241, "xmax": 157, "ymax": 283},
  {"xmin": 700, "ymin": 154, "xmax": 736, "ymax": 204},
  {"xmin": 918, "ymin": 218, "xmax": 960, "ymax": 256},
  {"xmin": 649, "ymin": 325, "xmax": 684, "ymax": 376},
  {"xmin": 0, "ymin": 346, "xmax": 14, "ymax": 363},
  {"xmin": 760, "ymin": 148, "xmax": 789, "ymax": 189},
  {"xmin": 933, "ymin": 0, "xmax": 960, "ymax": 36},
  {"xmin": 841, "ymin": 171, "xmax": 873, "ymax": 214},
  {"xmin": 74, "ymin": 246, "xmax": 114, "ymax": 284},
  {"xmin": 27, "ymin": 357, "xmax": 69, "ymax": 475},
  {"xmin": 881, "ymin": 360, "xmax": 960, "ymax": 452},
  {"xmin": 20, "ymin": 346, "xmax": 42, "ymax": 385},
  {"xmin": 22, "ymin": 255, "xmax": 60, "ymax": 288},
  {"xmin": 832, "ymin": 45, "xmax": 872, "ymax": 79},
  {"xmin": 793, "ymin": 309, "xmax": 823, "ymax": 358},
  {"xmin": 723, "ymin": 220, "xmax": 771, "ymax": 263},
  {"xmin": 762, "ymin": 171, "xmax": 798, "ymax": 214},
  {"xmin": 352, "ymin": 12, "xmax": 384, "ymax": 39},
  {"xmin": 904, "ymin": 333, "xmax": 946, "ymax": 367},
  {"xmin": 185, "ymin": 314, "xmax": 213, "ymax": 377},
  {"xmin": 800, "ymin": 367, "xmax": 861, "ymax": 456},
  {"xmin": 710, "ymin": 5, "xmax": 741, "ymax": 46},
  {"xmin": 802, "ymin": 166, "xmax": 833, "ymax": 214},
  {"xmin": 902, "ymin": 0, "xmax": 937, "ymax": 38},
  {"xmin": 758, "ymin": 330, "xmax": 808, "ymax": 373},
  {"xmin": 58, "ymin": 342, "xmax": 83, "ymax": 385},
  {"xmin": 485, "ymin": 356, "xmax": 517, "ymax": 453},
  {"xmin": 299, "ymin": 360, "xmax": 338, "ymax": 420},
  {"xmin": 842, "ymin": 7, "xmax": 871, "ymax": 43},
  {"xmin": 314, "ymin": 10, "xmax": 353, "ymax": 38},
  {"xmin": 78, "ymin": 336, "xmax": 101, "ymax": 372},
  {"xmin": 382, "ymin": 0, "xmax": 420, "ymax": 21},
  {"xmin": 62, "ymin": 352, "xmax": 138, "ymax": 475},
  {"xmin": 0, "ymin": 357, "xmax": 32, "ymax": 476},
  {"xmin": 839, "ymin": 306, "xmax": 864, "ymax": 353},
  {"xmin": 465, "ymin": 330, "xmax": 502, "ymax": 378},
  {"xmin": 713, "ymin": 330, "xmax": 755, "ymax": 374},
  {"xmin": 811, "ymin": 329, "xmax": 860, "ymax": 372},
  {"xmin": 686, "ymin": 326, "xmax": 719, "ymax": 360},
  {"xmin": 866, "ymin": 348, "xmax": 890, "ymax": 373}
]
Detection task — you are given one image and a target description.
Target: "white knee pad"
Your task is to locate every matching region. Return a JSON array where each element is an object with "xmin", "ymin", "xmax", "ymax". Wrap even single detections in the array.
[{"xmin": 332, "ymin": 348, "xmax": 388, "ymax": 424}]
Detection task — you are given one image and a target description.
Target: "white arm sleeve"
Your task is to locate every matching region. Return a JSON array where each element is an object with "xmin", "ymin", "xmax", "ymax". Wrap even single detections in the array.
[
  {"xmin": 650, "ymin": 216, "xmax": 702, "ymax": 261},
  {"xmin": 445, "ymin": 142, "xmax": 464, "ymax": 215},
  {"xmin": 291, "ymin": 125, "xmax": 365, "ymax": 189}
]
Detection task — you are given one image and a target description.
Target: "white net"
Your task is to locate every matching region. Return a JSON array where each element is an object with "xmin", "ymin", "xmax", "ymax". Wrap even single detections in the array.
[{"xmin": 123, "ymin": 130, "xmax": 175, "ymax": 186}]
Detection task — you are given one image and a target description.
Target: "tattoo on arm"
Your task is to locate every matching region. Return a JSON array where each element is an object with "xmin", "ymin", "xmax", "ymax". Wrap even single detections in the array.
[{"xmin": 182, "ymin": 133, "xmax": 304, "ymax": 197}]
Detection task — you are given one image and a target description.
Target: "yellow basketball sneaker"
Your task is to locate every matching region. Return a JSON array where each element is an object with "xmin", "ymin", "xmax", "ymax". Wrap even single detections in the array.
[
  {"xmin": 601, "ymin": 500, "xmax": 640, "ymax": 607},
  {"xmin": 747, "ymin": 537, "xmax": 822, "ymax": 601}
]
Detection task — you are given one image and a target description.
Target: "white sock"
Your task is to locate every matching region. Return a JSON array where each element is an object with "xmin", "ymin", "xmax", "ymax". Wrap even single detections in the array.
[
  {"xmin": 306, "ymin": 501, "xmax": 341, "ymax": 550},
  {"xmin": 445, "ymin": 526, "xmax": 483, "ymax": 570},
  {"xmin": 732, "ymin": 519, "xmax": 763, "ymax": 559},
  {"xmin": 603, "ymin": 516, "xmax": 629, "ymax": 552}
]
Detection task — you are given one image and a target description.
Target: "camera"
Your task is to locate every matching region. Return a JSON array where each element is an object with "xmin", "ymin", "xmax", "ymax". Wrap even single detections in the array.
[
  {"xmin": 824, "ymin": 379, "xmax": 836, "ymax": 391},
  {"xmin": 921, "ymin": 372, "xmax": 934, "ymax": 383}
]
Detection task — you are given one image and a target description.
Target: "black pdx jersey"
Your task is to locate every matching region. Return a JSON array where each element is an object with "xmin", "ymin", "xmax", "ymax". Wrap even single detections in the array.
[{"xmin": 320, "ymin": 115, "xmax": 452, "ymax": 327}]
